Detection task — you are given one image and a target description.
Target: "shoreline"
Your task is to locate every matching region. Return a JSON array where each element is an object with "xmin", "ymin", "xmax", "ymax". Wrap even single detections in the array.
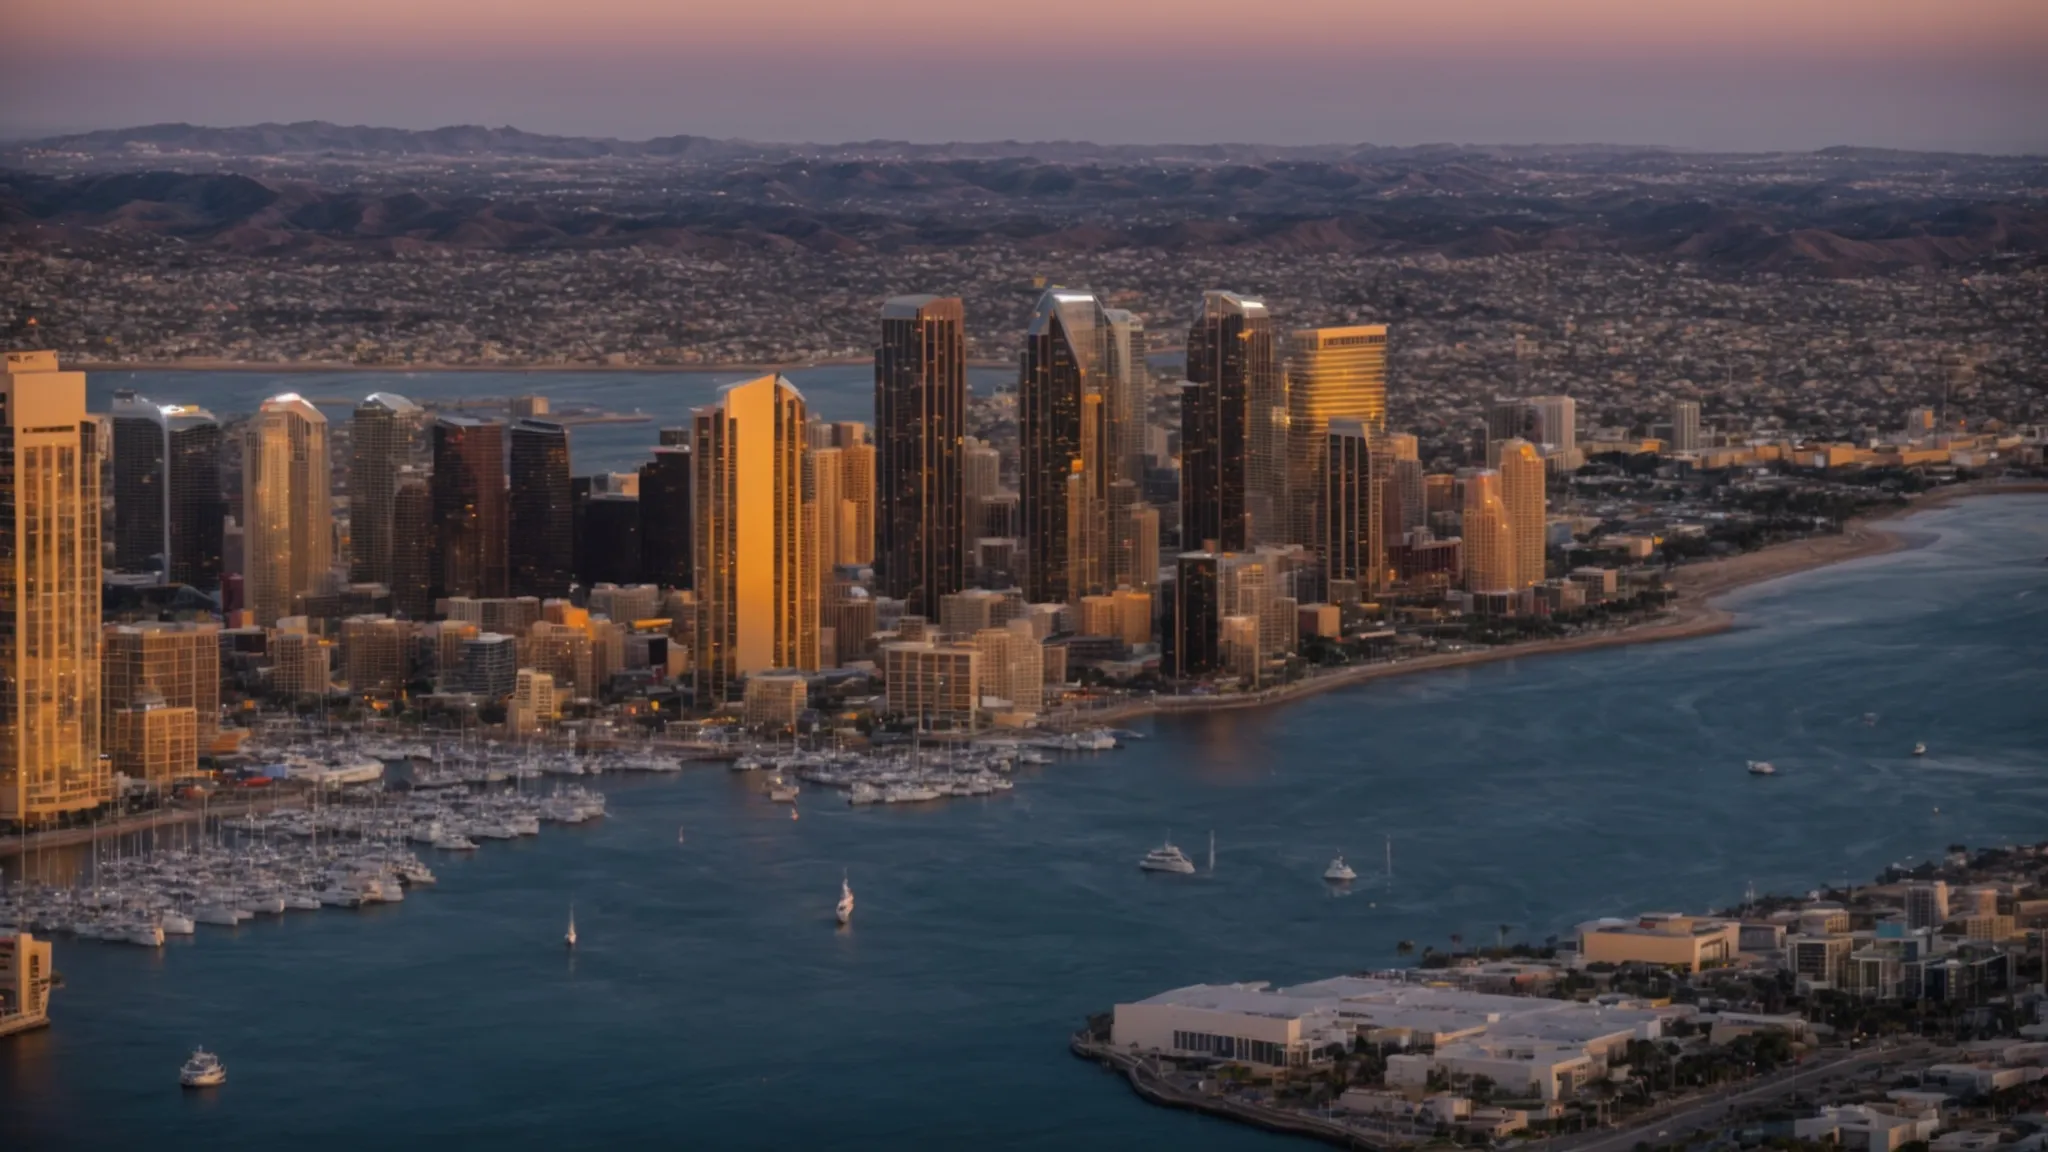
[
  {"xmin": 72, "ymin": 357, "xmax": 1017, "ymax": 374},
  {"xmin": 1078, "ymin": 479, "xmax": 2047, "ymax": 729}
]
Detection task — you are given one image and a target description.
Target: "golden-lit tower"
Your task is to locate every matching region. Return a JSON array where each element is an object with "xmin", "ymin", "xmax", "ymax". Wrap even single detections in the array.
[
  {"xmin": 692, "ymin": 375, "xmax": 818, "ymax": 708},
  {"xmin": 1461, "ymin": 469, "xmax": 1514, "ymax": 594},
  {"xmin": 243, "ymin": 394, "xmax": 334, "ymax": 626},
  {"xmin": 1285, "ymin": 325, "xmax": 1388, "ymax": 554},
  {"xmin": 1, "ymin": 352, "xmax": 108, "ymax": 825},
  {"xmin": 1496, "ymin": 437, "xmax": 1546, "ymax": 589}
]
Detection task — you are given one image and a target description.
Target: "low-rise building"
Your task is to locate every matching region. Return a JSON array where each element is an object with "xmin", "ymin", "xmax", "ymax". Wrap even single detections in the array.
[
  {"xmin": 1578, "ymin": 914, "xmax": 1739, "ymax": 972},
  {"xmin": 743, "ymin": 673, "xmax": 808, "ymax": 730}
]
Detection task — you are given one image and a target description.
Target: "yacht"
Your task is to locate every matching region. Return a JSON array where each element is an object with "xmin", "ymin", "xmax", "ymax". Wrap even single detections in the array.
[
  {"xmin": 159, "ymin": 911, "xmax": 196, "ymax": 936},
  {"xmin": 767, "ymin": 778, "xmax": 800, "ymax": 803},
  {"xmin": 430, "ymin": 829, "xmax": 477, "ymax": 852},
  {"xmin": 846, "ymin": 783, "xmax": 882, "ymax": 806},
  {"xmin": 180, "ymin": 1048, "xmax": 227, "ymax": 1088},
  {"xmin": 1323, "ymin": 855, "xmax": 1357, "ymax": 883},
  {"xmin": 1139, "ymin": 840, "xmax": 1197, "ymax": 875},
  {"xmin": 121, "ymin": 919, "xmax": 167, "ymax": 947},
  {"xmin": 1912, "ymin": 743, "xmax": 1927, "ymax": 757},
  {"xmin": 836, "ymin": 874, "xmax": 854, "ymax": 927},
  {"xmin": 1747, "ymin": 760, "xmax": 1777, "ymax": 776}
]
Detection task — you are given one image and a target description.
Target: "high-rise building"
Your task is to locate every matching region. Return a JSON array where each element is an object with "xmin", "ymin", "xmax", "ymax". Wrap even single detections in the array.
[
  {"xmin": 1171, "ymin": 552, "xmax": 1221, "ymax": 678},
  {"xmin": 389, "ymin": 469, "xmax": 434, "ymax": 619},
  {"xmin": 340, "ymin": 615, "xmax": 410, "ymax": 695},
  {"xmin": 1121, "ymin": 501, "xmax": 1160, "ymax": 593},
  {"xmin": 511, "ymin": 395, "xmax": 550, "ymax": 419},
  {"xmin": 348, "ymin": 392, "xmax": 424, "ymax": 590},
  {"xmin": 107, "ymin": 695, "xmax": 197, "ymax": 787},
  {"xmin": 1528, "ymin": 396, "xmax": 1577, "ymax": 458},
  {"xmin": 1182, "ymin": 291, "xmax": 1280, "ymax": 553},
  {"xmin": 459, "ymin": 633, "xmax": 518, "ymax": 699},
  {"xmin": 808, "ymin": 444, "xmax": 847, "ymax": 570},
  {"xmin": 880, "ymin": 641, "xmax": 981, "ymax": 728},
  {"xmin": 103, "ymin": 621, "xmax": 220, "ymax": 749},
  {"xmin": 0, "ymin": 353, "xmax": 105, "ymax": 825},
  {"xmin": 581, "ymin": 494, "xmax": 643, "ymax": 586},
  {"xmin": 165, "ymin": 406, "xmax": 224, "ymax": 591},
  {"xmin": 1461, "ymin": 469, "xmax": 1514, "ymax": 593},
  {"xmin": 1380, "ymin": 432, "xmax": 1424, "ymax": 543},
  {"xmin": 431, "ymin": 416, "xmax": 507, "ymax": 601},
  {"xmin": 1904, "ymin": 881, "xmax": 1949, "ymax": 930},
  {"xmin": 1672, "ymin": 399, "xmax": 1702, "ymax": 453},
  {"xmin": 819, "ymin": 423, "xmax": 876, "ymax": 566},
  {"xmin": 508, "ymin": 418, "xmax": 574, "ymax": 598},
  {"xmin": 1485, "ymin": 398, "xmax": 1538, "ymax": 467},
  {"xmin": 1285, "ymin": 325, "xmax": 1388, "ymax": 556},
  {"xmin": 692, "ymin": 375, "xmax": 818, "ymax": 707},
  {"xmin": 1497, "ymin": 437, "xmax": 1546, "ymax": 590},
  {"xmin": 511, "ymin": 668, "xmax": 559, "ymax": 732},
  {"xmin": 638, "ymin": 445, "xmax": 692, "ymax": 589},
  {"xmin": 1103, "ymin": 308, "xmax": 1149, "ymax": 486},
  {"xmin": 109, "ymin": 390, "xmax": 170, "ymax": 575},
  {"xmin": 875, "ymin": 295, "xmax": 967, "ymax": 618},
  {"xmin": 244, "ymin": 394, "xmax": 334, "ymax": 627},
  {"xmin": 1323, "ymin": 421, "xmax": 1382, "ymax": 591},
  {"xmin": 1020, "ymin": 289, "xmax": 1124, "ymax": 605}
]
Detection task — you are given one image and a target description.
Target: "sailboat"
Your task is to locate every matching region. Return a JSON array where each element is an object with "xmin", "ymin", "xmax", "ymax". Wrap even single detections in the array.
[
  {"xmin": 1385, "ymin": 834, "xmax": 1394, "ymax": 881},
  {"xmin": 565, "ymin": 905, "xmax": 577, "ymax": 948},
  {"xmin": 836, "ymin": 873, "xmax": 854, "ymax": 926},
  {"xmin": 1207, "ymin": 831, "xmax": 1216, "ymax": 874}
]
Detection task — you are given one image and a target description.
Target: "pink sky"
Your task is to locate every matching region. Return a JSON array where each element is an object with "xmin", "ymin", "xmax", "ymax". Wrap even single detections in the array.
[{"xmin": 3, "ymin": 0, "xmax": 2044, "ymax": 150}]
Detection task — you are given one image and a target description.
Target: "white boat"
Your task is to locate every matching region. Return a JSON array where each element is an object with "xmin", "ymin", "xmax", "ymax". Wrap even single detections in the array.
[
  {"xmin": 119, "ymin": 919, "xmax": 167, "ymax": 947},
  {"xmin": 1747, "ymin": 760, "xmax": 1777, "ymax": 776},
  {"xmin": 835, "ymin": 875, "xmax": 854, "ymax": 926},
  {"xmin": 431, "ymin": 830, "xmax": 478, "ymax": 851},
  {"xmin": 846, "ymin": 783, "xmax": 882, "ymax": 806},
  {"xmin": 1139, "ymin": 839, "xmax": 1196, "ymax": 874},
  {"xmin": 1323, "ymin": 855, "xmax": 1357, "ymax": 883},
  {"xmin": 767, "ymin": 779, "xmax": 800, "ymax": 803},
  {"xmin": 159, "ymin": 911, "xmax": 196, "ymax": 935},
  {"xmin": 180, "ymin": 1047, "xmax": 227, "ymax": 1088},
  {"xmin": 193, "ymin": 902, "xmax": 241, "ymax": 927},
  {"xmin": 676, "ymin": 826, "xmax": 686, "ymax": 844},
  {"xmin": 1912, "ymin": 743, "xmax": 1927, "ymax": 756},
  {"xmin": 565, "ymin": 905, "xmax": 577, "ymax": 949}
]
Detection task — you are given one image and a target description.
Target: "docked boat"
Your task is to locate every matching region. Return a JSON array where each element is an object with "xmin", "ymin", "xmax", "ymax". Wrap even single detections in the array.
[
  {"xmin": 1139, "ymin": 840, "xmax": 1196, "ymax": 875},
  {"xmin": 767, "ymin": 778, "xmax": 800, "ymax": 803},
  {"xmin": 1323, "ymin": 855, "xmax": 1357, "ymax": 883},
  {"xmin": 1912, "ymin": 743, "xmax": 1927, "ymax": 757},
  {"xmin": 180, "ymin": 1048, "xmax": 227, "ymax": 1088},
  {"xmin": 836, "ymin": 874, "xmax": 854, "ymax": 927},
  {"xmin": 1747, "ymin": 760, "xmax": 1777, "ymax": 776},
  {"xmin": 846, "ymin": 783, "xmax": 882, "ymax": 806},
  {"xmin": 159, "ymin": 911, "xmax": 196, "ymax": 936}
]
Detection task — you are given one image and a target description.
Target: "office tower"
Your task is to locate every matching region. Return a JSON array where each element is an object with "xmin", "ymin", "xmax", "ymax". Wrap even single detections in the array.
[
  {"xmin": 244, "ymin": 394, "xmax": 334, "ymax": 627},
  {"xmin": 107, "ymin": 694, "xmax": 197, "ymax": 786},
  {"xmin": 1485, "ymin": 398, "xmax": 1537, "ymax": 466},
  {"xmin": 165, "ymin": 406, "xmax": 224, "ymax": 590},
  {"xmin": 1285, "ymin": 324, "xmax": 1388, "ymax": 556},
  {"xmin": 1103, "ymin": 307, "xmax": 1149, "ymax": 485},
  {"xmin": 1904, "ymin": 881, "xmax": 1949, "ymax": 930},
  {"xmin": 508, "ymin": 418, "xmax": 574, "ymax": 598},
  {"xmin": 875, "ymin": 295, "xmax": 966, "ymax": 617},
  {"xmin": 340, "ymin": 615, "xmax": 410, "ymax": 695},
  {"xmin": 460, "ymin": 633, "xmax": 518, "ymax": 698},
  {"xmin": 349, "ymin": 392, "xmax": 424, "ymax": 589},
  {"xmin": 582, "ymin": 494, "xmax": 643, "ymax": 586},
  {"xmin": 822, "ymin": 582, "xmax": 879, "ymax": 666},
  {"xmin": 1182, "ymin": 291, "xmax": 1280, "ymax": 553},
  {"xmin": 1461, "ymin": 469, "xmax": 1514, "ymax": 593},
  {"xmin": 880, "ymin": 641, "xmax": 981, "ymax": 728},
  {"xmin": 1323, "ymin": 421, "xmax": 1382, "ymax": 592},
  {"xmin": 1528, "ymin": 396, "xmax": 1577, "ymax": 457},
  {"xmin": 103, "ymin": 621, "xmax": 221, "ymax": 749},
  {"xmin": 511, "ymin": 395, "xmax": 550, "ymax": 419},
  {"xmin": 110, "ymin": 390, "xmax": 170, "ymax": 575},
  {"xmin": 638, "ymin": 445, "xmax": 692, "ymax": 589},
  {"xmin": 809, "ymin": 422, "xmax": 877, "ymax": 566},
  {"xmin": 960, "ymin": 436, "xmax": 1002, "ymax": 564},
  {"xmin": 431, "ymin": 416, "xmax": 508, "ymax": 601},
  {"xmin": 1497, "ymin": 438, "xmax": 1546, "ymax": 589},
  {"xmin": 1121, "ymin": 503, "xmax": 1160, "ymax": 592},
  {"xmin": 692, "ymin": 375, "xmax": 817, "ymax": 706},
  {"xmin": 1379, "ymin": 432, "xmax": 1424, "ymax": 541},
  {"xmin": 808, "ymin": 444, "xmax": 846, "ymax": 572},
  {"xmin": 973, "ymin": 625, "xmax": 1044, "ymax": 713},
  {"xmin": 511, "ymin": 669, "xmax": 559, "ymax": 732},
  {"xmin": 0, "ymin": 353, "xmax": 104, "ymax": 824},
  {"xmin": 1171, "ymin": 552, "xmax": 1220, "ymax": 677},
  {"xmin": 1672, "ymin": 399, "xmax": 1701, "ymax": 453},
  {"xmin": 1019, "ymin": 288, "xmax": 1123, "ymax": 605},
  {"xmin": 388, "ymin": 470, "xmax": 434, "ymax": 619}
]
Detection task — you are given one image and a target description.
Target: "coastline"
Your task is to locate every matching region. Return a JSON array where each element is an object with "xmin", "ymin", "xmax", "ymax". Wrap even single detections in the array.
[
  {"xmin": 1077, "ymin": 480, "xmax": 2047, "ymax": 728},
  {"xmin": 71, "ymin": 357, "xmax": 1016, "ymax": 374}
]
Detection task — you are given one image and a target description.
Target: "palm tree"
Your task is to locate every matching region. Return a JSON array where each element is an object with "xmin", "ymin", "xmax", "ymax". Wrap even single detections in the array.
[{"xmin": 1396, "ymin": 939, "xmax": 1415, "ymax": 956}]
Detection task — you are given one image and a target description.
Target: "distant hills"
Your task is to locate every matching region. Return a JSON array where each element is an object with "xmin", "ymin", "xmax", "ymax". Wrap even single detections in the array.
[{"xmin": 3, "ymin": 122, "xmax": 2043, "ymax": 276}]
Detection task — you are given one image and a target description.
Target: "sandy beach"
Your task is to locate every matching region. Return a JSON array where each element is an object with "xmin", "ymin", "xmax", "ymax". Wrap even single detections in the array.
[{"xmin": 1075, "ymin": 480, "xmax": 2047, "ymax": 728}]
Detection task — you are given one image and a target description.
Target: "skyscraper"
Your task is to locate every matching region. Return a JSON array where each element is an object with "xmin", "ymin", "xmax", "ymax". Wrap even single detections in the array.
[
  {"xmin": 581, "ymin": 494, "xmax": 642, "ymax": 587},
  {"xmin": 1019, "ymin": 288, "xmax": 1120, "ymax": 605},
  {"xmin": 813, "ymin": 421, "xmax": 876, "ymax": 566},
  {"xmin": 1182, "ymin": 291, "xmax": 1280, "ymax": 553},
  {"xmin": 431, "ymin": 416, "xmax": 508, "ymax": 601},
  {"xmin": 1528, "ymin": 396, "xmax": 1577, "ymax": 458},
  {"xmin": 1461, "ymin": 469, "xmax": 1514, "ymax": 593},
  {"xmin": 244, "ymin": 394, "xmax": 334, "ymax": 627},
  {"xmin": 692, "ymin": 375, "xmax": 818, "ymax": 706},
  {"xmin": 638, "ymin": 445, "xmax": 692, "ymax": 589},
  {"xmin": 165, "ymin": 406, "xmax": 224, "ymax": 591},
  {"xmin": 1323, "ymin": 421, "xmax": 1382, "ymax": 591},
  {"xmin": 1485, "ymin": 398, "xmax": 1537, "ymax": 466},
  {"xmin": 349, "ymin": 392, "xmax": 423, "ymax": 589},
  {"xmin": 109, "ymin": 390, "xmax": 169, "ymax": 575},
  {"xmin": 875, "ymin": 294, "xmax": 966, "ymax": 617},
  {"xmin": 1171, "ymin": 552, "xmax": 1220, "ymax": 678},
  {"xmin": 1285, "ymin": 324, "xmax": 1389, "ymax": 569},
  {"xmin": 1672, "ymin": 399, "xmax": 1702, "ymax": 453},
  {"xmin": 809, "ymin": 444, "xmax": 846, "ymax": 570},
  {"xmin": 1497, "ymin": 437, "xmax": 1546, "ymax": 589},
  {"xmin": 1103, "ymin": 307, "xmax": 1149, "ymax": 486},
  {"xmin": 508, "ymin": 418, "xmax": 574, "ymax": 598},
  {"xmin": 1, "ymin": 352, "xmax": 108, "ymax": 825},
  {"xmin": 389, "ymin": 469, "xmax": 434, "ymax": 619}
]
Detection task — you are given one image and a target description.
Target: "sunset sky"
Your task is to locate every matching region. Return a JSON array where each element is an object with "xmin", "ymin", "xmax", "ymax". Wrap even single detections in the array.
[{"xmin": 3, "ymin": 0, "xmax": 2044, "ymax": 150}]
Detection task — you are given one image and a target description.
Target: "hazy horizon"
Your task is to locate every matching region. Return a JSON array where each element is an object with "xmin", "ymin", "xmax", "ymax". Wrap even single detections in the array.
[{"xmin": 2, "ymin": 0, "xmax": 2045, "ymax": 153}]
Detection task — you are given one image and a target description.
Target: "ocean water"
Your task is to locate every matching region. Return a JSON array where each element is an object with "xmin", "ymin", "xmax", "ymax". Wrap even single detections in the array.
[
  {"xmin": 4, "ymin": 494, "xmax": 2045, "ymax": 1149},
  {"xmin": 87, "ymin": 366, "xmax": 1017, "ymax": 476}
]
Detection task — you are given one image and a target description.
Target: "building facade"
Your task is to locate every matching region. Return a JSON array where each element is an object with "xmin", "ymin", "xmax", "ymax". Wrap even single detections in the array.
[
  {"xmin": 1019, "ymin": 289, "xmax": 1117, "ymax": 605},
  {"xmin": 508, "ymin": 418, "xmax": 575, "ymax": 598},
  {"xmin": 875, "ymin": 295, "xmax": 967, "ymax": 618},
  {"xmin": 638, "ymin": 445, "xmax": 692, "ymax": 589},
  {"xmin": 1496, "ymin": 438, "xmax": 1546, "ymax": 590},
  {"xmin": 348, "ymin": 392, "xmax": 424, "ymax": 590},
  {"xmin": 243, "ymin": 394, "xmax": 333, "ymax": 628},
  {"xmin": 1285, "ymin": 325, "xmax": 1388, "ymax": 557},
  {"xmin": 1461, "ymin": 470, "xmax": 1515, "ymax": 594},
  {"xmin": 431, "ymin": 416, "xmax": 508, "ymax": 601},
  {"xmin": 1182, "ymin": 291, "xmax": 1279, "ymax": 553}
]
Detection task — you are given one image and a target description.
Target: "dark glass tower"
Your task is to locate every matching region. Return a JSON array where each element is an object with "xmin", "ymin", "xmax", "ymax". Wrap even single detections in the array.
[
  {"xmin": 508, "ymin": 418, "xmax": 574, "ymax": 598},
  {"xmin": 390, "ymin": 469, "xmax": 434, "ymax": 619},
  {"xmin": 1181, "ymin": 291, "xmax": 1278, "ymax": 553},
  {"xmin": 165, "ymin": 407, "xmax": 224, "ymax": 591},
  {"xmin": 638, "ymin": 445, "xmax": 692, "ymax": 589},
  {"xmin": 1018, "ymin": 289, "xmax": 1115, "ymax": 605},
  {"xmin": 109, "ymin": 390, "xmax": 168, "ymax": 575},
  {"xmin": 430, "ymin": 416, "xmax": 507, "ymax": 600},
  {"xmin": 581, "ymin": 494, "xmax": 643, "ymax": 587},
  {"xmin": 875, "ymin": 295, "xmax": 965, "ymax": 618},
  {"xmin": 1171, "ymin": 552, "xmax": 1220, "ymax": 677},
  {"xmin": 349, "ymin": 392, "xmax": 424, "ymax": 589}
]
